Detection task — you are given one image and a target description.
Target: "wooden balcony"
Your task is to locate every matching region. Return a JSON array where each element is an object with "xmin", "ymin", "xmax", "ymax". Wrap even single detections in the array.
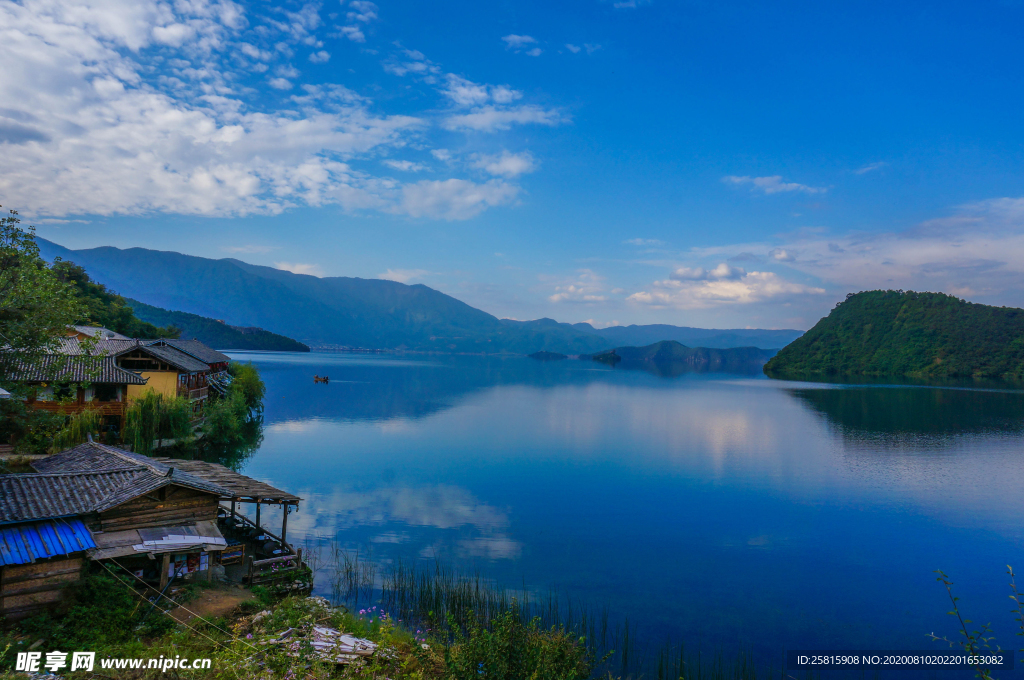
[
  {"xmin": 178, "ymin": 386, "xmax": 209, "ymax": 401},
  {"xmin": 29, "ymin": 401, "xmax": 126, "ymax": 416}
]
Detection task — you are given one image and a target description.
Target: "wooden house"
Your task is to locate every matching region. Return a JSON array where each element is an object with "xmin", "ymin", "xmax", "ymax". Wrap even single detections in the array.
[
  {"xmin": 8, "ymin": 343, "xmax": 148, "ymax": 427},
  {"xmin": 0, "ymin": 442, "xmax": 232, "ymax": 619}
]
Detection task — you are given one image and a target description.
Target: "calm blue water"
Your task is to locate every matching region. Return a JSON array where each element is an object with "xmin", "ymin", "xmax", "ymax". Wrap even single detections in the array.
[{"xmin": 226, "ymin": 351, "xmax": 1024, "ymax": 671}]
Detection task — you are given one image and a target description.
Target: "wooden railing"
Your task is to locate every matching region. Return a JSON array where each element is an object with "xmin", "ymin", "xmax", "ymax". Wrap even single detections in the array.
[
  {"xmin": 28, "ymin": 401, "xmax": 125, "ymax": 416},
  {"xmin": 178, "ymin": 386, "xmax": 208, "ymax": 400}
]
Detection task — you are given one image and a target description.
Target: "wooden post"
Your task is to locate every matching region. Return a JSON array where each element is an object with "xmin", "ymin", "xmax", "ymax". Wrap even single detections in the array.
[
  {"xmin": 254, "ymin": 500, "xmax": 261, "ymax": 534},
  {"xmin": 159, "ymin": 553, "xmax": 170, "ymax": 590},
  {"xmin": 281, "ymin": 505, "xmax": 289, "ymax": 546},
  {"xmin": 230, "ymin": 500, "xmax": 236, "ymax": 522}
]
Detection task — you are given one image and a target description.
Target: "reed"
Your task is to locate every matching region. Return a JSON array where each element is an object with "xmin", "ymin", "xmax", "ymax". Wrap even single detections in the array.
[{"xmin": 305, "ymin": 539, "xmax": 782, "ymax": 680}]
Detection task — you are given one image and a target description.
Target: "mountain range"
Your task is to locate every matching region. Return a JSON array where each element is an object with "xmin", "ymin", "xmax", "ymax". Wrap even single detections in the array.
[{"xmin": 37, "ymin": 238, "xmax": 803, "ymax": 354}]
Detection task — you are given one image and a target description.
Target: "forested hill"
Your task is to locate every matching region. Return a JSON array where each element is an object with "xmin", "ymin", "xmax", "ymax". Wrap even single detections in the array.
[
  {"xmin": 127, "ymin": 299, "xmax": 310, "ymax": 352},
  {"xmin": 764, "ymin": 290, "xmax": 1024, "ymax": 380}
]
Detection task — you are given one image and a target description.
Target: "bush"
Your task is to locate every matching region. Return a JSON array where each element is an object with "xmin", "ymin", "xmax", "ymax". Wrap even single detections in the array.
[
  {"xmin": 444, "ymin": 608, "xmax": 593, "ymax": 680},
  {"xmin": 228, "ymin": 361, "xmax": 265, "ymax": 417}
]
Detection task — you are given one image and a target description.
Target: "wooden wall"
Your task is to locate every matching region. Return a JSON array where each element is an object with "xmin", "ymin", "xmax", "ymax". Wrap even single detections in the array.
[
  {"xmin": 0, "ymin": 556, "xmax": 83, "ymax": 621},
  {"xmin": 97, "ymin": 485, "xmax": 219, "ymax": 532}
]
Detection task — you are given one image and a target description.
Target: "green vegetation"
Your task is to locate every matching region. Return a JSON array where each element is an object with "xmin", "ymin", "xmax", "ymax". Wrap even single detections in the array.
[
  {"xmin": 127, "ymin": 298, "xmax": 309, "ymax": 351},
  {"xmin": 0, "ymin": 209, "xmax": 82, "ymax": 380},
  {"xmin": 765, "ymin": 290, "xmax": 1024, "ymax": 380},
  {"xmin": 123, "ymin": 392, "xmax": 195, "ymax": 456},
  {"xmin": 52, "ymin": 261, "xmax": 178, "ymax": 339}
]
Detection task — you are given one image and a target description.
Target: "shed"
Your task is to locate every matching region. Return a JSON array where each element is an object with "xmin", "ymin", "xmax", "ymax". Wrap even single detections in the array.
[{"xmin": 0, "ymin": 518, "xmax": 96, "ymax": 621}]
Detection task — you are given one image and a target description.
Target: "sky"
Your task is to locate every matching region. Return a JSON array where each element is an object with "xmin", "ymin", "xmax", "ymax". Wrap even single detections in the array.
[{"xmin": 3, "ymin": 0, "xmax": 1024, "ymax": 330}]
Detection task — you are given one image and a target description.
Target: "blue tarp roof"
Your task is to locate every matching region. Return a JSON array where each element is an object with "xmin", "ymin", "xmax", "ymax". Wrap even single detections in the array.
[{"xmin": 0, "ymin": 518, "xmax": 95, "ymax": 566}]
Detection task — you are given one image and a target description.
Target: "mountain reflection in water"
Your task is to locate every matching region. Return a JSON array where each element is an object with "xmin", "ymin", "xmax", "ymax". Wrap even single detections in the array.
[{"xmin": 229, "ymin": 351, "xmax": 1024, "ymax": 672}]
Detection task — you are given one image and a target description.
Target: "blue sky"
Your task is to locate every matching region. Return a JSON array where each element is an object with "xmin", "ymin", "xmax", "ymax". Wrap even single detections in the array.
[{"xmin": 3, "ymin": 0, "xmax": 1024, "ymax": 330}]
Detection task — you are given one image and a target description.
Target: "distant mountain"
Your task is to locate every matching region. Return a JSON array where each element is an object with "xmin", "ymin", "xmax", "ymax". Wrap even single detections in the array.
[
  {"xmin": 126, "ymin": 299, "xmax": 310, "ymax": 352},
  {"xmin": 764, "ymin": 290, "xmax": 1024, "ymax": 380},
  {"xmin": 590, "ymin": 341, "xmax": 776, "ymax": 376},
  {"xmin": 578, "ymin": 323, "xmax": 801, "ymax": 350},
  {"xmin": 37, "ymin": 239, "xmax": 802, "ymax": 354}
]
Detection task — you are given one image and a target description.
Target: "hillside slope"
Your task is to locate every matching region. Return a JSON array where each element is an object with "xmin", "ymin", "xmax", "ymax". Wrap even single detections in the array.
[
  {"xmin": 764, "ymin": 290, "xmax": 1024, "ymax": 379},
  {"xmin": 36, "ymin": 239, "xmax": 803, "ymax": 353},
  {"xmin": 126, "ymin": 299, "xmax": 310, "ymax": 351}
]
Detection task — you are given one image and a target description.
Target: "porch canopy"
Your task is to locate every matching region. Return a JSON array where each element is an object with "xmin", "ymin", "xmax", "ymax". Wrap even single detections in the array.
[{"xmin": 152, "ymin": 458, "xmax": 300, "ymax": 507}]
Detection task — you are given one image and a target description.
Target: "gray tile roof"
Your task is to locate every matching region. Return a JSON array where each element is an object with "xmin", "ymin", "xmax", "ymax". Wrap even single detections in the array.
[
  {"xmin": 3, "ymin": 355, "xmax": 148, "ymax": 385},
  {"xmin": 0, "ymin": 443, "xmax": 233, "ymax": 523},
  {"xmin": 70, "ymin": 326, "xmax": 130, "ymax": 340},
  {"xmin": 0, "ymin": 470, "xmax": 145, "ymax": 523},
  {"xmin": 132, "ymin": 344, "xmax": 210, "ymax": 373},
  {"xmin": 149, "ymin": 339, "xmax": 230, "ymax": 366}
]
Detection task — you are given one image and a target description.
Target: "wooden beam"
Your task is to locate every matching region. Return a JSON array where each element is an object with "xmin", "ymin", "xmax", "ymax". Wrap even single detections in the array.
[
  {"xmin": 254, "ymin": 500, "xmax": 261, "ymax": 533},
  {"xmin": 159, "ymin": 553, "xmax": 170, "ymax": 590},
  {"xmin": 281, "ymin": 505, "xmax": 288, "ymax": 546}
]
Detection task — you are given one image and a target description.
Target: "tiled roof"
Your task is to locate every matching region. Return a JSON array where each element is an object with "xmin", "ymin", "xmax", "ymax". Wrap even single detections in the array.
[
  {"xmin": 3, "ymin": 354, "xmax": 147, "ymax": 385},
  {"xmin": 0, "ymin": 443, "xmax": 232, "ymax": 523},
  {"xmin": 134, "ymin": 344, "xmax": 211, "ymax": 373},
  {"xmin": 149, "ymin": 339, "xmax": 230, "ymax": 366},
  {"xmin": 70, "ymin": 326, "xmax": 130, "ymax": 340},
  {"xmin": 0, "ymin": 469, "xmax": 146, "ymax": 523},
  {"xmin": 0, "ymin": 517, "xmax": 96, "ymax": 566}
]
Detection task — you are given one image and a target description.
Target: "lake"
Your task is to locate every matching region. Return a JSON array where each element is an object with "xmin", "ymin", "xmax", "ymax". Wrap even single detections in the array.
[{"xmin": 225, "ymin": 350, "xmax": 1024, "ymax": 672}]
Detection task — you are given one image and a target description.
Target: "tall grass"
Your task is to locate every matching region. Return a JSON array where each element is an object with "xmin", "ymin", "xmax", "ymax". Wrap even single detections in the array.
[{"xmin": 303, "ymin": 536, "xmax": 780, "ymax": 680}]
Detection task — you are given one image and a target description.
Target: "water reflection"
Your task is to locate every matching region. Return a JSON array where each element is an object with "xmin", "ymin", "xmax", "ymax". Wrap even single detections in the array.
[
  {"xmin": 279, "ymin": 482, "xmax": 522, "ymax": 563},
  {"xmin": 228, "ymin": 352, "xmax": 1024, "ymax": 669},
  {"xmin": 789, "ymin": 385, "xmax": 1024, "ymax": 435}
]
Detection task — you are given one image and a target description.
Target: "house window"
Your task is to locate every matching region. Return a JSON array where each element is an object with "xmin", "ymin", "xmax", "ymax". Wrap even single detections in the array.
[{"xmin": 95, "ymin": 384, "xmax": 118, "ymax": 402}]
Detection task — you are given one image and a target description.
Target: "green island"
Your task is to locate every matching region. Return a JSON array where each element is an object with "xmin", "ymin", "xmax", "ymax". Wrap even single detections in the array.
[
  {"xmin": 591, "ymin": 341, "xmax": 776, "ymax": 375},
  {"xmin": 764, "ymin": 290, "xmax": 1024, "ymax": 380}
]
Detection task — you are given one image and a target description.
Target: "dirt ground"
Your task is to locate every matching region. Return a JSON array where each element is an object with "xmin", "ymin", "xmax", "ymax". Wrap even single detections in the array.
[{"xmin": 168, "ymin": 585, "xmax": 255, "ymax": 624}]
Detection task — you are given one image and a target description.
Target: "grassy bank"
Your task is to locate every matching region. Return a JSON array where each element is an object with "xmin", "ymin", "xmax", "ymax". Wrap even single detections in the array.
[{"xmin": 0, "ymin": 557, "xmax": 778, "ymax": 680}]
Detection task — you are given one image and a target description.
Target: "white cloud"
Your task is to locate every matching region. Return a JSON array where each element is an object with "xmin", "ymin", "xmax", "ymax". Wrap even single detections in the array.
[
  {"xmin": 629, "ymin": 267, "xmax": 825, "ymax": 310},
  {"xmin": 854, "ymin": 161, "xmax": 887, "ymax": 175},
  {"xmin": 502, "ymin": 34, "xmax": 536, "ymax": 48},
  {"xmin": 309, "ymin": 50, "xmax": 330, "ymax": 63},
  {"xmin": 338, "ymin": 25, "xmax": 365, "ymax": 42},
  {"xmin": 379, "ymin": 268, "xmax": 429, "ymax": 283},
  {"xmin": 723, "ymin": 175, "xmax": 826, "ymax": 195},
  {"xmin": 757, "ymin": 197, "xmax": 1024, "ymax": 301},
  {"xmin": 472, "ymin": 151, "xmax": 536, "ymax": 177},
  {"xmin": 431, "ymin": 148, "xmax": 452, "ymax": 161},
  {"xmin": 383, "ymin": 159, "xmax": 427, "ymax": 172},
  {"xmin": 584, "ymin": 43, "xmax": 601, "ymax": 54},
  {"xmin": 346, "ymin": 0, "xmax": 378, "ymax": 23},
  {"xmin": 670, "ymin": 263, "xmax": 746, "ymax": 281},
  {"xmin": 625, "ymin": 238, "xmax": 663, "ymax": 246},
  {"xmin": 501, "ymin": 34, "xmax": 542, "ymax": 57},
  {"xmin": 565, "ymin": 43, "xmax": 581, "ymax": 53},
  {"xmin": 398, "ymin": 179, "xmax": 519, "ymax": 220},
  {"xmin": 444, "ymin": 105, "xmax": 565, "ymax": 132},
  {"xmin": 274, "ymin": 261, "xmax": 324, "ymax": 276},
  {"xmin": 769, "ymin": 248, "xmax": 795, "ymax": 262},
  {"xmin": 0, "ymin": 0, "xmax": 532, "ymax": 222},
  {"xmin": 548, "ymin": 269, "xmax": 608, "ymax": 303}
]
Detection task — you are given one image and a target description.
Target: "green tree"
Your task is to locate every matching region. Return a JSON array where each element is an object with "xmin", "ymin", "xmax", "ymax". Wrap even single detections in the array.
[{"xmin": 0, "ymin": 207, "xmax": 83, "ymax": 381}]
